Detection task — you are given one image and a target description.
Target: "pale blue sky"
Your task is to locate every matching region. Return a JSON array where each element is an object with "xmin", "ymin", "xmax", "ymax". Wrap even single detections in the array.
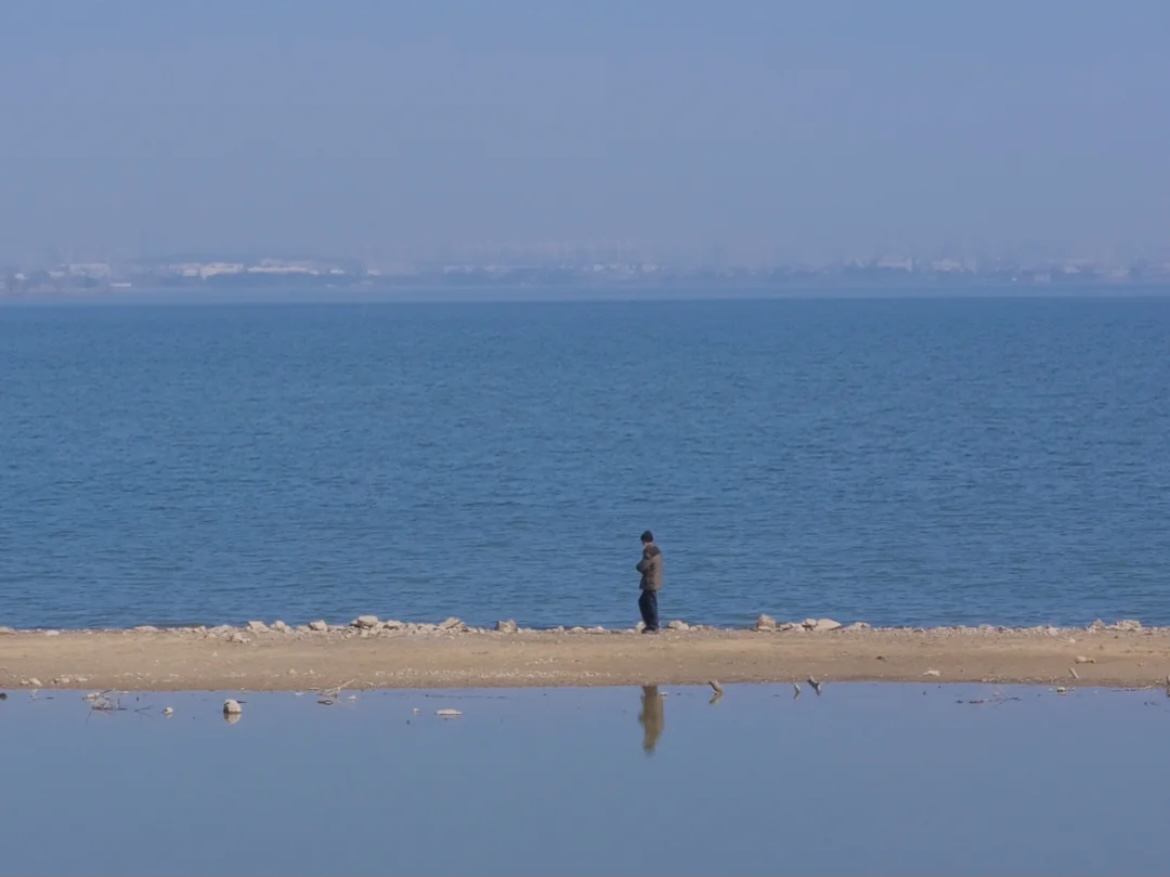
[{"xmin": 1, "ymin": 1, "xmax": 1167, "ymax": 265}]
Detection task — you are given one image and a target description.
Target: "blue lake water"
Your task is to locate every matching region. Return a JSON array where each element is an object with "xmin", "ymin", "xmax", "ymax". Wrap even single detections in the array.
[
  {"xmin": 2, "ymin": 295, "xmax": 1169, "ymax": 630},
  {"xmin": 2, "ymin": 683, "xmax": 1169, "ymax": 876}
]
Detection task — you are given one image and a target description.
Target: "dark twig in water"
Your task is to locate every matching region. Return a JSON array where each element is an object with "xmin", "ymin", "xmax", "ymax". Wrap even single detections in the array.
[{"xmin": 959, "ymin": 687, "xmax": 1022, "ymax": 707}]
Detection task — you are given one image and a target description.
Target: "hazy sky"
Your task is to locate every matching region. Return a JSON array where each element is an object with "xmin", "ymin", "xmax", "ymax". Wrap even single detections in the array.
[{"xmin": 2, "ymin": 1, "xmax": 1167, "ymax": 266}]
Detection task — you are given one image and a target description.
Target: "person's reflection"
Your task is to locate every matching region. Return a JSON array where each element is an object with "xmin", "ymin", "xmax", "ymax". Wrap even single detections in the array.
[{"xmin": 638, "ymin": 685, "xmax": 665, "ymax": 756}]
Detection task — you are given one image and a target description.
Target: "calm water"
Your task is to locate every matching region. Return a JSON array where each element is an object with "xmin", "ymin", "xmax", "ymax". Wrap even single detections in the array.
[
  {"xmin": 2, "ymin": 296, "xmax": 1169, "ymax": 630},
  {"xmin": 2, "ymin": 683, "xmax": 1169, "ymax": 876}
]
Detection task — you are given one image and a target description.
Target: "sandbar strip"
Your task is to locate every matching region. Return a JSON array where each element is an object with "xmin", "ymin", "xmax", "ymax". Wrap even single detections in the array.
[{"xmin": 2, "ymin": 618, "xmax": 1168, "ymax": 692}]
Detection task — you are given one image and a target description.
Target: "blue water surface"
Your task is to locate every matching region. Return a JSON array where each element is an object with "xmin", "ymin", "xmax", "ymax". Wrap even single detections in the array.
[
  {"xmin": 2, "ymin": 683, "xmax": 1168, "ymax": 877},
  {"xmin": 2, "ymin": 295, "xmax": 1169, "ymax": 629}
]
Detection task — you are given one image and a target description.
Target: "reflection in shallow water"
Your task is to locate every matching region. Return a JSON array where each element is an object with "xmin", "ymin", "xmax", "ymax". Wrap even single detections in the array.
[
  {"xmin": 638, "ymin": 686, "xmax": 665, "ymax": 755},
  {"xmin": 2, "ymin": 683, "xmax": 1170, "ymax": 876}
]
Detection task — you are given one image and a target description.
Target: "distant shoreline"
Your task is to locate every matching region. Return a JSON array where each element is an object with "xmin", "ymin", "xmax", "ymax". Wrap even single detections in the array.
[
  {"xmin": 4, "ymin": 282, "xmax": 1170, "ymax": 307},
  {"xmin": 2, "ymin": 618, "xmax": 1165, "ymax": 692}
]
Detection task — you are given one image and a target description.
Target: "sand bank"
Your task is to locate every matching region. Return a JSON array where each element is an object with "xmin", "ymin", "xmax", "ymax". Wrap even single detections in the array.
[{"xmin": 2, "ymin": 616, "xmax": 1169, "ymax": 692}]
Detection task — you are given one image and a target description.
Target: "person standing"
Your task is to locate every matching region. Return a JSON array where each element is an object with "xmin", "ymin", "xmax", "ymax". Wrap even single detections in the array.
[{"xmin": 636, "ymin": 530, "xmax": 663, "ymax": 633}]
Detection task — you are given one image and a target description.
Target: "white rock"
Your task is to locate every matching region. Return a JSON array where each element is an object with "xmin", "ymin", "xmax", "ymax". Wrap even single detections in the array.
[
  {"xmin": 44, "ymin": 630, "xmax": 60, "ymax": 637},
  {"xmin": 24, "ymin": 678, "xmax": 42, "ymax": 688},
  {"xmin": 1113, "ymin": 619, "xmax": 1143, "ymax": 632},
  {"xmin": 246, "ymin": 620, "xmax": 268, "ymax": 632},
  {"xmin": 495, "ymin": 619, "xmax": 519, "ymax": 634},
  {"xmin": 352, "ymin": 615, "xmax": 380, "ymax": 629},
  {"xmin": 382, "ymin": 620, "xmax": 405, "ymax": 630},
  {"xmin": 811, "ymin": 618, "xmax": 842, "ymax": 632},
  {"xmin": 569, "ymin": 626, "xmax": 586, "ymax": 633},
  {"xmin": 439, "ymin": 617, "xmax": 468, "ymax": 632},
  {"xmin": 843, "ymin": 622, "xmax": 870, "ymax": 631},
  {"xmin": 435, "ymin": 708, "xmax": 462, "ymax": 718},
  {"xmin": 0, "ymin": 626, "xmax": 16, "ymax": 634},
  {"xmin": 801, "ymin": 618, "xmax": 819, "ymax": 630},
  {"xmin": 308, "ymin": 620, "xmax": 329, "ymax": 632},
  {"xmin": 755, "ymin": 614, "xmax": 778, "ymax": 632},
  {"xmin": 226, "ymin": 632, "xmax": 249, "ymax": 644},
  {"xmin": 222, "ymin": 699, "xmax": 243, "ymax": 715},
  {"xmin": 666, "ymin": 620, "xmax": 689, "ymax": 631},
  {"xmin": 271, "ymin": 620, "xmax": 290, "ymax": 633},
  {"xmin": 923, "ymin": 669, "xmax": 941, "ymax": 677},
  {"xmin": 133, "ymin": 625, "xmax": 159, "ymax": 633},
  {"xmin": 1073, "ymin": 655, "xmax": 1095, "ymax": 664}
]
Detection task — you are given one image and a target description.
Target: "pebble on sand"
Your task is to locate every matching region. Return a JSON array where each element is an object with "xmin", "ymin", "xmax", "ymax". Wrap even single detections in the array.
[{"xmin": 923, "ymin": 669, "xmax": 941, "ymax": 677}]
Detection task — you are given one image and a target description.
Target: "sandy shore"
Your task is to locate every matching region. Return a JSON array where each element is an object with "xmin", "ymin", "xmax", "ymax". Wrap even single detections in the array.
[{"xmin": 3, "ymin": 617, "xmax": 1169, "ymax": 691}]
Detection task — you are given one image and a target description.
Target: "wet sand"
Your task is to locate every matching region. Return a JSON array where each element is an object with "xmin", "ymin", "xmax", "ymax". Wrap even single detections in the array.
[{"xmin": 2, "ymin": 619, "xmax": 1168, "ymax": 691}]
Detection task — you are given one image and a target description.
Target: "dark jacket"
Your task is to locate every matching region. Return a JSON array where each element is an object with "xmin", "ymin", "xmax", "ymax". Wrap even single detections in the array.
[{"xmin": 637, "ymin": 544, "xmax": 663, "ymax": 592}]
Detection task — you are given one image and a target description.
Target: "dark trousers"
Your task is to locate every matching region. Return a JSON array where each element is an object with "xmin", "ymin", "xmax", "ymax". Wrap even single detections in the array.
[{"xmin": 638, "ymin": 589, "xmax": 659, "ymax": 631}]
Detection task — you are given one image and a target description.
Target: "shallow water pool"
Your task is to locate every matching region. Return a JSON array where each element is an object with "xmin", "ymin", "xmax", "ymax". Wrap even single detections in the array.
[{"xmin": 1, "ymin": 683, "xmax": 1167, "ymax": 876}]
